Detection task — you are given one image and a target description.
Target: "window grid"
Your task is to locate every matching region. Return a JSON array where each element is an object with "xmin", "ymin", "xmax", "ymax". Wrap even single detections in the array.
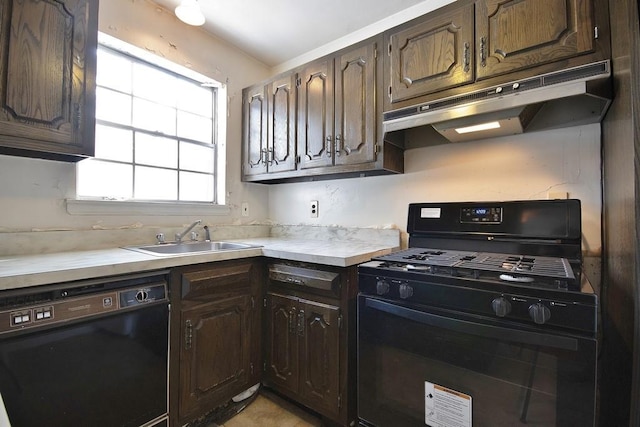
[{"xmin": 82, "ymin": 44, "xmax": 218, "ymax": 203}]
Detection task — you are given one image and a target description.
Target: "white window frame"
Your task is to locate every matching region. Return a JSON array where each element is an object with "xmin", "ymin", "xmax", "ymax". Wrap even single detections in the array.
[{"xmin": 67, "ymin": 32, "xmax": 229, "ymax": 216}]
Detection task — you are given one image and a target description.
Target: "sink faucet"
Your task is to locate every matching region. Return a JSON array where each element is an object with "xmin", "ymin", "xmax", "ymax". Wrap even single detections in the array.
[{"xmin": 175, "ymin": 220, "xmax": 201, "ymax": 243}]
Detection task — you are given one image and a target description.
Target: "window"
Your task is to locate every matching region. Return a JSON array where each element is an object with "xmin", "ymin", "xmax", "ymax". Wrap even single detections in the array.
[{"xmin": 76, "ymin": 34, "xmax": 225, "ymax": 206}]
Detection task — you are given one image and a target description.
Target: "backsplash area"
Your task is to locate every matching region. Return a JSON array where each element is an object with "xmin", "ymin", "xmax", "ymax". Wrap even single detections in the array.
[{"xmin": 0, "ymin": 224, "xmax": 399, "ymax": 257}]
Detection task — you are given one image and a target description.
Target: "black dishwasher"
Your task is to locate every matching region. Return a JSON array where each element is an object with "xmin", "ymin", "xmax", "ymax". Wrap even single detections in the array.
[{"xmin": 0, "ymin": 271, "xmax": 170, "ymax": 427}]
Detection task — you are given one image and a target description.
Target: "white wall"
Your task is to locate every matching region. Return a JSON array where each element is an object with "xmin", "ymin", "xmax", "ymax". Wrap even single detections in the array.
[
  {"xmin": 0, "ymin": 0, "xmax": 603, "ymax": 261},
  {"xmin": 0, "ymin": 0, "xmax": 271, "ymax": 232},
  {"xmin": 267, "ymin": 124, "xmax": 603, "ymax": 254}
]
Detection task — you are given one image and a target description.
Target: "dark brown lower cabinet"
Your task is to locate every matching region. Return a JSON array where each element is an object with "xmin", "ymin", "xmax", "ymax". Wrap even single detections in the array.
[
  {"xmin": 170, "ymin": 259, "xmax": 263, "ymax": 426},
  {"xmin": 263, "ymin": 262, "xmax": 357, "ymax": 426}
]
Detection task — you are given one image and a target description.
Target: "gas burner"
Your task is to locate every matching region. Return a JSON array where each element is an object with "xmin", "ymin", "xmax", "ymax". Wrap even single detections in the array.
[{"xmin": 372, "ymin": 247, "xmax": 576, "ymax": 290}]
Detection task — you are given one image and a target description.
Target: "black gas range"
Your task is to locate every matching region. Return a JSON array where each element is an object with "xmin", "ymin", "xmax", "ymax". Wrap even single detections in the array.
[
  {"xmin": 357, "ymin": 200, "xmax": 598, "ymax": 427},
  {"xmin": 358, "ymin": 199, "xmax": 596, "ymax": 333}
]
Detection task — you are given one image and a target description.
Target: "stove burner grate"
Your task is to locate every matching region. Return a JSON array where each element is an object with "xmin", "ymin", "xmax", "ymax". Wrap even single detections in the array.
[{"xmin": 375, "ymin": 248, "xmax": 575, "ymax": 281}]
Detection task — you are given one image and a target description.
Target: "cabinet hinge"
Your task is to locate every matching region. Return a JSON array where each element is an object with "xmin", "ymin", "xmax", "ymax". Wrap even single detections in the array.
[
  {"xmin": 296, "ymin": 155, "xmax": 301, "ymax": 164},
  {"xmin": 296, "ymin": 77, "xmax": 302, "ymax": 87},
  {"xmin": 388, "ymin": 86, "xmax": 392, "ymax": 99},
  {"xmin": 338, "ymin": 314, "xmax": 343, "ymax": 330},
  {"xmin": 388, "ymin": 42, "xmax": 392, "ymax": 56},
  {"xmin": 338, "ymin": 393, "xmax": 342, "ymax": 409},
  {"xmin": 594, "ymin": 26, "xmax": 599, "ymax": 39},
  {"xmin": 374, "ymin": 48, "xmax": 378, "ymax": 60},
  {"xmin": 374, "ymin": 144, "xmax": 380, "ymax": 155}
]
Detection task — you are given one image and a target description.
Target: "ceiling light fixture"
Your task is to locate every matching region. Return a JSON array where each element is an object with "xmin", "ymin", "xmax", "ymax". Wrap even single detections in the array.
[{"xmin": 175, "ymin": 0, "xmax": 205, "ymax": 26}]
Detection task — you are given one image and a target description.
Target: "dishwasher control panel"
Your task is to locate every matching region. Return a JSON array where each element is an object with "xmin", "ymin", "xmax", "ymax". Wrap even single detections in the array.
[{"xmin": 0, "ymin": 273, "xmax": 168, "ymax": 336}]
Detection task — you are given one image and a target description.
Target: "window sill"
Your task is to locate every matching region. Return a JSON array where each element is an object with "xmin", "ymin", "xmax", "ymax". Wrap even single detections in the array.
[{"xmin": 66, "ymin": 199, "xmax": 232, "ymax": 216}]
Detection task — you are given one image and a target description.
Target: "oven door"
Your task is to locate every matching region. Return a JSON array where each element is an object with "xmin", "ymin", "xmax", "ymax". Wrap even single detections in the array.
[{"xmin": 357, "ymin": 295, "xmax": 596, "ymax": 427}]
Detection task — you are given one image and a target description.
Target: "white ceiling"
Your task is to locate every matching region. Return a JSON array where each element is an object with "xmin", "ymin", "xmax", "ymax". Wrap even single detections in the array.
[{"xmin": 149, "ymin": 0, "xmax": 445, "ymax": 67}]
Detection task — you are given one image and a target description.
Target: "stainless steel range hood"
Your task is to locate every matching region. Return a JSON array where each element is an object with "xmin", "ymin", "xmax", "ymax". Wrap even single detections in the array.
[{"xmin": 383, "ymin": 60, "xmax": 612, "ymax": 144}]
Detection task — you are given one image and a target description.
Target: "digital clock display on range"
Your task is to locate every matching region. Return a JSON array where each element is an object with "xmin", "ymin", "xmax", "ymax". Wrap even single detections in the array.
[{"xmin": 460, "ymin": 207, "xmax": 502, "ymax": 223}]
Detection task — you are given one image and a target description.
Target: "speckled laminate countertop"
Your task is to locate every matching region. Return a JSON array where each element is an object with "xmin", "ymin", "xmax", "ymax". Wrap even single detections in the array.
[{"xmin": 0, "ymin": 236, "xmax": 398, "ymax": 291}]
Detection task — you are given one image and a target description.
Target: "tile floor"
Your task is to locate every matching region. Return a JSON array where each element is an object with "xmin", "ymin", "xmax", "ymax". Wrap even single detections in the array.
[{"xmin": 214, "ymin": 392, "xmax": 323, "ymax": 427}]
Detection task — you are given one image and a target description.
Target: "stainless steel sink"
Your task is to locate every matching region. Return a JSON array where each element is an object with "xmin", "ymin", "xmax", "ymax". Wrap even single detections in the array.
[{"xmin": 124, "ymin": 241, "xmax": 261, "ymax": 256}]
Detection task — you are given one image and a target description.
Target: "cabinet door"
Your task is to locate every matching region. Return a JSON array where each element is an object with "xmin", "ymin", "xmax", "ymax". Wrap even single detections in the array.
[
  {"xmin": 264, "ymin": 293, "xmax": 299, "ymax": 394},
  {"xmin": 297, "ymin": 58, "xmax": 334, "ymax": 170},
  {"xmin": 387, "ymin": 3, "xmax": 475, "ymax": 105},
  {"xmin": 268, "ymin": 74, "xmax": 297, "ymax": 174},
  {"xmin": 179, "ymin": 295, "xmax": 252, "ymax": 418},
  {"xmin": 0, "ymin": 0, "xmax": 98, "ymax": 160},
  {"xmin": 242, "ymin": 84, "xmax": 268, "ymax": 176},
  {"xmin": 298, "ymin": 298, "xmax": 340, "ymax": 418},
  {"xmin": 334, "ymin": 42, "xmax": 377, "ymax": 166},
  {"xmin": 476, "ymin": 0, "xmax": 595, "ymax": 79}
]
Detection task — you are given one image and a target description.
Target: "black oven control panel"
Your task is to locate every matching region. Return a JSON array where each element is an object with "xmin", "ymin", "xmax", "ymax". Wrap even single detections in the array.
[
  {"xmin": 358, "ymin": 267, "xmax": 597, "ymax": 335},
  {"xmin": 460, "ymin": 206, "xmax": 503, "ymax": 224}
]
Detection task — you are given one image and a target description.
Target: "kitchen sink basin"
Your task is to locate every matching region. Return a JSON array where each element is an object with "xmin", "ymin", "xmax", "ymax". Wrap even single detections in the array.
[{"xmin": 124, "ymin": 241, "xmax": 261, "ymax": 256}]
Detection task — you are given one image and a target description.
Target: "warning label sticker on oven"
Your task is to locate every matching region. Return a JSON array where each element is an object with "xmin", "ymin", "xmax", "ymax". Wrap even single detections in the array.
[{"xmin": 425, "ymin": 381, "xmax": 472, "ymax": 427}]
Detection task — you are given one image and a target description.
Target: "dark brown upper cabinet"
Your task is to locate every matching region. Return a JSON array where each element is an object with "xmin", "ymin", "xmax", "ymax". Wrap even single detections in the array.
[
  {"xmin": 0, "ymin": 0, "xmax": 98, "ymax": 161},
  {"xmin": 297, "ymin": 58, "xmax": 334, "ymax": 170},
  {"xmin": 242, "ymin": 74, "xmax": 297, "ymax": 177},
  {"xmin": 242, "ymin": 37, "xmax": 404, "ymax": 183},
  {"xmin": 385, "ymin": 0, "xmax": 607, "ymax": 110},
  {"xmin": 334, "ymin": 43, "xmax": 378, "ymax": 167},
  {"xmin": 475, "ymin": 0, "xmax": 596, "ymax": 79},
  {"xmin": 386, "ymin": 3, "xmax": 475, "ymax": 105},
  {"xmin": 268, "ymin": 74, "xmax": 298, "ymax": 174},
  {"xmin": 242, "ymin": 84, "xmax": 268, "ymax": 177},
  {"xmin": 295, "ymin": 39, "xmax": 381, "ymax": 172}
]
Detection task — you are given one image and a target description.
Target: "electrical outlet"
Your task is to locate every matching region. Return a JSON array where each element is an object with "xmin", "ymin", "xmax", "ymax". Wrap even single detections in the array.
[
  {"xmin": 310, "ymin": 200, "xmax": 319, "ymax": 218},
  {"xmin": 241, "ymin": 202, "xmax": 249, "ymax": 217}
]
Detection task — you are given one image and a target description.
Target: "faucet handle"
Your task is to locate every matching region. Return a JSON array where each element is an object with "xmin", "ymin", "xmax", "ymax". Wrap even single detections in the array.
[
  {"xmin": 190, "ymin": 231, "xmax": 198, "ymax": 241},
  {"xmin": 156, "ymin": 233, "xmax": 165, "ymax": 244}
]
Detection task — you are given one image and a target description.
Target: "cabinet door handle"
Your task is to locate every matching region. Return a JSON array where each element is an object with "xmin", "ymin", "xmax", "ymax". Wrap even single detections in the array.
[
  {"xmin": 185, "ymin": 319, "xmax": 193, "ymax": 350},
  {"xmin": 289, "ymin": 307, "xmax": 297, "ymax": 334},
  {"xmin": 297, "ymin": 309, "xmax": 305, "ymax": 336},
  {"xmin": 326, "ymin": 136, "xmax": 332, "ymax": 157},
  {"xmin": 269, "ymin": 147, "xmax": 277, "ymax": 165},
  {"xmin": 463, "ymin": 42, "xmax": 471, "ymax": 72},
  {"xmin": 480, "ymin": 36, "xmax": 487, "ymax": 68},
  {"xmin": 74, "ymin": 103, "xmax": 81, "ymax": 131},
  {"xmin": 286, "ymin": 277, "xmax": 306, "ymax": 286}
]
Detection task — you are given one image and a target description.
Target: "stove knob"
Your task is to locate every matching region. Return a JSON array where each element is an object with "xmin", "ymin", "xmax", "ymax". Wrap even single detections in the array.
[
  {"xmin": 376, "ymin": 280, "xmax": 390, "ymax": 296},
  {"xmin": 399, "ymin": 284, "xmax": 414, "ymax": 299},
  {"xmin": 529, "ymin": 303, "xmax": 551, "ymax": 324},
  {"xmin": 491, "ymin": 297, "xmax": 512, "ymax": 317}
]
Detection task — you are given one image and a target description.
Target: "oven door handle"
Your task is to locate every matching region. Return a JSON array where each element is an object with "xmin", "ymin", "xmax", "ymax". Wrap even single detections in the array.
[{"xmin": 365, "ymin": 298, "xmax": 579, "ymax": 351}]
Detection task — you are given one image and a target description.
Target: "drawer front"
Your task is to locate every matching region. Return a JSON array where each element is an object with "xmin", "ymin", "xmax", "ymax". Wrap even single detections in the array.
[
  {"xmin": 181, "ymin": 262, "xmax": 253, "ymax": 301},
  {"xmin": 269, "ymin": 264, "xmax": 340, "ymax": 297}
]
